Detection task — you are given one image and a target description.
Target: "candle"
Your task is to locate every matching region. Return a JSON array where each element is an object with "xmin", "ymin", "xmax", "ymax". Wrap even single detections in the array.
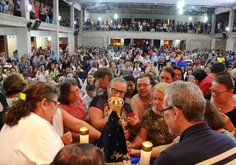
[
  {"xmin": 139, "ymin": 141, "xmax": 153, "ymax": 165},
  {"xmin": 79, "ymin": 127, "xmax": 89, "ymax": 144}
]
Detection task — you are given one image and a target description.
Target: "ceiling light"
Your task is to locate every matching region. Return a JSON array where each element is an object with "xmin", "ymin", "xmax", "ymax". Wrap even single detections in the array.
[
  {"xmin": 205, "ymin": 16, "xmax": 208, "ymax": 21},
  {"xmin": 98, "ymin": 17, "xmax": 101, "ymax": 21},
  {"xmin": 114, "ymin": 13, "xmax": 118, "ymax": 19},
  {"xmin": 179, "ymin": 8, "xmax": 183, "ymax": 14},
  {"xmin": 58, "ymin": 16, "xmax": 61, "ymax": 21},
  {"xmin": 48, "ymin": 37, "xmax": 51, "ymax": 41},
  {"xmin": 226, "ymin": 27, "xmax": 229, "ymax": 31},
  {"xmin": 27, "ymin": 5, "xmax": 32, "ymax": 12},
  {"xmin": 189, "ymin": 17, "xmax": 192, "ymax": 20}
]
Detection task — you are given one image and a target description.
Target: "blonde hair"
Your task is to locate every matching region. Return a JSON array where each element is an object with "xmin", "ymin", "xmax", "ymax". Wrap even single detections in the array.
[{"xmin": 153, "ymin": 82, "xmax": 168, "ymax": 94}]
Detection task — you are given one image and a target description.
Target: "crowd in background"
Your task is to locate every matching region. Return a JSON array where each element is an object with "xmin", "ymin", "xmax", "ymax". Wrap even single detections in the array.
[
  {"xmin": 83, "ymin": 18, "xmax": 236, "ymax": 33},
  {"xmin": 0, "ymin": 44, "xmax": 235, "ymax": 94}
]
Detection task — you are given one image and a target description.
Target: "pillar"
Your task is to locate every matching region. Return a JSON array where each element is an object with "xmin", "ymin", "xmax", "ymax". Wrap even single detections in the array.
[
  {"xmin": 41, "ymin": 37, "xmax": 45, "ymax": 49},
  {"xmin": 50, "ymin": 31, "xmax": 59, "ymax": 57},
  {"xmin": 160, "ymin": 39, "xmax": 164, "ymax": 47},
  {"xmin": 68, "ymin": 33, "xmax": 75, "ymax": 55},
  {"xmin": 77, "ymin": 35, "xmax": 82, "ymax": 47},
  {"xmin": 108, "ymin": 38, "xmax": 111, "ymax": 45},
  {"xmin": 211, "ymin": 38, "xmax": 216, "ymax": 50},
  {"xmin": 130, "ymin": 38, "xmax": 134, "ymax": 46},
  {"xmin": 53, "ymin": 0, "xmax": 59, "ymax": 25},
  {"xmin": 150, "ymin": 39, "xmax": 154, "ymax": 47},
  {"xmin": 70, "ymin": 5, "xmax": 75, "ymax": 29},
  {"xmin": 79, "ymin": 10, "xmax": 83, "ymax": 33},
  {"xmin": 172, "ymin": 40, "xmax": 177, "ymax": 47},
  {"xmin": 21, "ymin": 0, "xmax": 29, "ymax": 20},
  {"xmin": 211, "ymin": 13, "xmax": 216, "ymax": 34},
  {"xmin": 228, "ymin": 9, "xmax": 234, "ymax": 33},
  {"xmin": 185, "ymin": 39, "xmax": 191, "ymax": 51},
  {"xmin": 17, "ymin": 28, "xmax": 31, "ymax": 58},
  {"xmin": 121, "ymin": 38, "xmax": 124, "ymax": 46},
  {"xmin": 226, "ymin": 37, "xmax": 234, "ymax": 51},
  {"xmin": 104, "ymin": 37, "xmax": 108, "ymax": 48}
]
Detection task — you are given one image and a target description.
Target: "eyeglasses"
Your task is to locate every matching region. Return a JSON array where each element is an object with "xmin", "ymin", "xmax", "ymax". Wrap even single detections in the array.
[
  {"xmin": 137, "ymin": 84, "xmax": 151, "ymax": 88},
  {"xmin": 160, "ymin": 106, "xmax": 173, "ymax": 115},
  {"xmin": 50, "ymin": 99, "xmax": 61, "ymax": 108},
  {"xmin": 209, "ymin": 88, "xmax": 230, "ymax": 96},
  {"xmin": 109, "ymin": 86, "xmax": 127, "ymax": 96}
]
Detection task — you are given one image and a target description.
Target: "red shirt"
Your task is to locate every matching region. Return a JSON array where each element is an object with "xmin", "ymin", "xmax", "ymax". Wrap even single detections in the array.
[
  {"xmin": 60, "ymin": 97, "xmax": 87, "ymax": 122},
  {"xmin": 199, "ymin": 76, "xmax": 213, "ymax": 96},
  {"xmin": 148, "ymin": 50, "xmax": 154, "ymax": 57},
  {"xmin": 27, "ymin": 71, "xmax": 36, "ymax": 79}
]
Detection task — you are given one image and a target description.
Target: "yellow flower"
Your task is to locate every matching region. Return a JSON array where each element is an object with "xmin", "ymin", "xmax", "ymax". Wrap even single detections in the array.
[{"xmin": 19, "ymin": 93, "xmax": 26, "ymax": 101}]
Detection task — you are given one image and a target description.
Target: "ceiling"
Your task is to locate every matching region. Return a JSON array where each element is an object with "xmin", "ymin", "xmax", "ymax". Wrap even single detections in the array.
[
  {"xmin": 67, "ymin": 0, "xmax": 236, "ymax": 6},
  {"xmin": 65, "ymin": 0, "xmax": 235, "ymax": 16}
]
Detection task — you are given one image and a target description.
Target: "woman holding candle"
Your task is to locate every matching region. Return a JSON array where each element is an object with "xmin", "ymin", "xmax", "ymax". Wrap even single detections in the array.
[
  {"xmin": 127, "ymin": 82, "xmax": 176, "ymax": 159},
  {"xmin": 59, "ymin": 78, "xmax": 88, "ymax": 141}
]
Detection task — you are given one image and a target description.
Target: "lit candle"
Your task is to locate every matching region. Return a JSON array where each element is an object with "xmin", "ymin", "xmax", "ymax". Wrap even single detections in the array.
[
  {"xmin": 79, "ymin": 127, "xmax": 89, "ymax": 144},
  {"xmin": 139, "ymin": 141, "xmax": 153, "ymax": 165}
]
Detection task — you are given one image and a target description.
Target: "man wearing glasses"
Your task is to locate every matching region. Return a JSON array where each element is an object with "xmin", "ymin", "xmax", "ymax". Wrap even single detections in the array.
[
  {"xmin": 89, "ymin": 77, "xmax": 133, "ymax": 139},
  {"xmin": 154, "ymin": 81, "xmax": 236, "ymax": 165}
]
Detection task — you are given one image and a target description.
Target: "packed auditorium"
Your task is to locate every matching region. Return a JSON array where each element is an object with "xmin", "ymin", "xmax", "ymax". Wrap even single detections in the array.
[{"xmin": 0, "ymin": 0, "xmax": 236, "ymax": 165}]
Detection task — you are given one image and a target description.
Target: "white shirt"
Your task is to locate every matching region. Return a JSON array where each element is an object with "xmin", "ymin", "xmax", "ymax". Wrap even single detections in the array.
[
  {"xmin": 52, "ymin": 108, "xmax": 64, "ymax": 136},
  {"xmin": 82, "ymin": 94, "xmax": 93, "ymax": 111},
  {"xmin": 0, "ymin": 113, "xmax": 63, "ymax": 165}
]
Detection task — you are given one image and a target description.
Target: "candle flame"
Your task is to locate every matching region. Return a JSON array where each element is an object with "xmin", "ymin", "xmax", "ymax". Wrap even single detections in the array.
[
  {"xmin": 143, "ymin": 141, "xmax": 153, "ymax": 147},
  {"xmin": 80, "ymin": 127, "xmax": 88, "ymax": 131}
]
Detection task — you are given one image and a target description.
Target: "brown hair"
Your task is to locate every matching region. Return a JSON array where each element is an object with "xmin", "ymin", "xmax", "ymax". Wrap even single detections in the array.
[
  {"xmin": 50, "ymin": 144, "xmax": 105, "ymax": 165},
  {"xmin": 4, "ymin": 81, "xmax": 58, "ymax": 126},
  {"xmin": 204, "ymin": 99, "xmax": 225, "ymax": 130},
  {"xmin": 3, "ymin": 74, "xmax": 26, "ymax": 97}
]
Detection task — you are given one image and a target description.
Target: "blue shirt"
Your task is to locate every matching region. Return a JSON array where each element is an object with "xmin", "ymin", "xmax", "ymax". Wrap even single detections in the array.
[
  {"xmin": 50, "ymin": 54, "xmax": 58, "ymax": 61},
  {"xmin": 154, "ymin": 122, "xmax": 236, "ymax": 165},
  {"xmin": 151, "ymin": 56, "xmax": 158, "ymax": 62},
  {"xmin": 177, "ymin": 61, "xmax": 187, "ymax": 68},
  {"xmin": 226, "ymin": 56, "xmax": 233, "ymax": 65}
]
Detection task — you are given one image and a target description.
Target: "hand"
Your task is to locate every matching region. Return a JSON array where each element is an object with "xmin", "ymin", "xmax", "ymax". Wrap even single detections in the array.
[
  {"xmin": 128, "ymin": 148, "xmax": 141, "ymax": 157},
  {"xmin": 126, "ymin": 141, "xmax": 133, "ymax": 149},
  {"xmin": 61, "ymin": 131, "xmax": 73, "ymax": 145},
  {"xmin": 127, "ymin": 116, "xmax": 139, "ymax": 126},
  {"xmin": 124, "ymin": 129, "xmax": 130, "ymax": 140},
  {"xmin": 220, "ymin": 112, "xmax": 235, "ymax": 132},
  {"xmin": 172, "ymin": 136, "xmax": 180, "ymax": 145},
  {"xmin": 121, "ymin": 160, "xmax": 132, "ymax": 165}
]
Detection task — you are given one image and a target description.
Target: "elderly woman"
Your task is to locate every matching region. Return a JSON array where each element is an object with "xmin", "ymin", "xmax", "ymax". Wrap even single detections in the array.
[
  {"xmin": 210, "ymin": 72, "xmax": 236, "ymax": 135},
  {"xmin": 2, "ymin": 74, "xmax": 101, "ymax": 145},
  {"xmin": 0, "ymin": 81, "xmax": 64, "ymax": 164},
  {"xmin": 127, "ymin": 82, "xmax": 176, "ymax": 160}
]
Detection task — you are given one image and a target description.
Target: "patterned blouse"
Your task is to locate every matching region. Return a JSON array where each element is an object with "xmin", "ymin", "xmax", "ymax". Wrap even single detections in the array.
[{"xmin": 140, "ymin": 107, "xmax": 176, "ymax": 147}]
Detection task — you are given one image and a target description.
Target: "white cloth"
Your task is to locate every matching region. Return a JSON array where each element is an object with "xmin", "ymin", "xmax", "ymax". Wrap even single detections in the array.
[
  {"xmin": 82, "ymin": 94, "xmax": 93, "ymax": 111},
  {"xmin": 0, "ymin": 113, "xmax": 64, "ymax": 165},
  {"xmin": 52, "ymin": 108, "xmax": 64, "ymax": 136},
  {"xmin": 36, "ymin": 70, "xmax": 48, "ymax": 82}
]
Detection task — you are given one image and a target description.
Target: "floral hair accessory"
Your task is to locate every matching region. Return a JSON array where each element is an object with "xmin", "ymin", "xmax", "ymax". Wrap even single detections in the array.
[{"xmin": 18, "ymin": 93, "xmax": 26, "ymax": 101}]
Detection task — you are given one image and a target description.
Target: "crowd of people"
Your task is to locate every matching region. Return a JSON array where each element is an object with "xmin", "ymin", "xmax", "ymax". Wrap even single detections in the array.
[
  {"xmin": 83, "ymin": 18, "xmax": 236, "ymax": 33},
  {"xmin": 0, "ymin": 44, "xmax": 236, "ymax": 164}
]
